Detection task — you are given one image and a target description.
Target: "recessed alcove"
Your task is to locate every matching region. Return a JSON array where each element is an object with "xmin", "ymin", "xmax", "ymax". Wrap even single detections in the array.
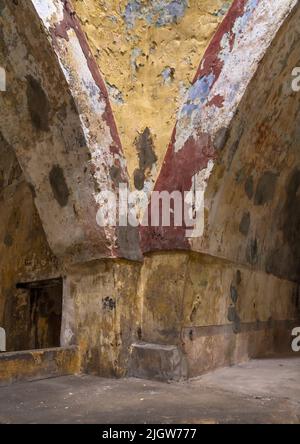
[{"xmin": 15, "ymin": 278, "xmax": 63, "ymax": 351}]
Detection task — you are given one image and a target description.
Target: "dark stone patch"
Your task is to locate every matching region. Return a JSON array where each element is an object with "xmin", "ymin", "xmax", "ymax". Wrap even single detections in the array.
[
  {"xmin": 0, "ymin": 133, "xmax": 23, "ymax": 191},
  {"xmin": 0, "ymin": 2, "xmax": 5, "ymax": 16},
  {"xmin": 227, "ymin": 125, "xmax": 243, "ymax": 169},
  {"xmin": 49, "ymin": 165, "xmax": 70, "ymax": 207},
  {"xmin": 0, "ymin": 23, "xmax": 9, "ymax": 57},
  {"xmin": 227, "ymin": 140, "xmax": 239, "ymax": 169},
  {"xmin": 4, "ymin": 234, "xmax": 13, "ymax": 247},
  {"xmin": 265, "ymin": 248, "xmax": 283, "ymax": 278},
  {"xmin": 227, "ymin": 306, "xmax": 241, "ymax": 334},
  {"xmin": 235, "ymin": 168, "xmax": 246, "ymax": 184},
  {"xmin": 8, "ymin": 162, "xmax": 22, "ymax": 186},
  {"xmin": 246, "ymin": 238, "xmax": 258, "ymax": 265},
  {"xmin": 236, "ymin": 270, "xmax": 242, "ymax": 285},
  {"xmin": 133, "ymin": 169, "xmax": 145, "ymax": 190},
  {"xmin": 109, "ymin": 165, "xmax": 123, "ymax": 185},
  {"xmin": 134, "ymin": 127, "xmax": 157, "ymax": 190},
  {"xmin": 137, "ymin": 326, "xmax": 142, "ymax": 341},
  {"xmin": 239, "ymin": 211, "xmax": 250, "ymax": 236},
  {"xmin": 230, "ymin": 284, "xmax": 238, "ymax": 304},
  {"xmin": 28, "ymin": 182, "xmax": 37, "ymax": 198},
  {"xmin": 213, "ymin": 127, "xmax": 229, "ymax": 151},
  {"xmin": 232, "ymin": 318, "xmax": 241, "ymax": 334},
  {"xmin": 245, "ymin": 176, "xmax": 254, "ymax": 200},
  {"xmin": 254, "ymin": 171, "xmax": 278, "ymax": 206},
  {"xmin": 117, "ymin": 225, "xmax": 142, "ymax": 261},
  {"xmin": 227, "ymin": 306, "xmax": 236, "ymax": 322},
  {"xmin": 26, "ymin": 75, "xmax": 50, "ymax": 131},
  {"xmin": 190, "ymin": 305, "xmax": 198, "ymax": 323},
  {"xmin": 102, "ymin": 297, "xmax": 116, "ymax": 311},
  {"xmin": 0, "ymin": 352, "xmax": 36, "ymax": 363}
]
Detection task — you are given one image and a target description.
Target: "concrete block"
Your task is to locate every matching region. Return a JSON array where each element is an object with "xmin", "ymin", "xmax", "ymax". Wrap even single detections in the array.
[{"xmin": 129, "ymin": 342, "xmax": 188, "ymax": 381}]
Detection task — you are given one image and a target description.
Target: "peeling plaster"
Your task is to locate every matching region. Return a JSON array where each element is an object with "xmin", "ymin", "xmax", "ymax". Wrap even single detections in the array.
[
  {"xmin": 141, "ymin": 0, "xmax": 299, "ymax": 254},
  {"xmin": 124, "ymin": 0, "xmax": 188, "ymax": 29},
  {"xmin": 0, "ymin": 0, "xmax": 139, "ymax": 262},
  {"xmin": 73, "ymin": 0, "xmax": 231, "ymax": 192}
]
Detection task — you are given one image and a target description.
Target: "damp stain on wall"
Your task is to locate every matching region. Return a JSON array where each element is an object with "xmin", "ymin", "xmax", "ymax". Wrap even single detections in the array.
[
  {"xmin": 134, "ymin": 127, "xmax": 157, "ymax": 190},
  {"xmin": 26, "ymin": 75, "xmax": 50, "ymax": 132}
]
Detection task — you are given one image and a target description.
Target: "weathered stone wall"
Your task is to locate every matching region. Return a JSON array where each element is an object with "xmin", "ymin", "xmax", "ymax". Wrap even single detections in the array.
[
  {"xmin": 0, "ymin": 139, "xmax": 59, "ymax": 351},
  {"xmin": 138, "ymin": 252, "xmax": 299, "ymax": 377},
  {"xmin": 201, "ymin": 3, "xmax": 300, "ymax": 283},
  {"xmin": 141, "ymin": 0, "xmax": 299, "ymax": 254},
  {"xmin": 61, "ymin": 259, "xmax": 141, "ymax": 377},
  {"xmin": 0, "ymin": 0, "xmax": 140, "ymax": 263},
  {"xmin": 58, "ymin": 249, "xmax": 299, "ymax": 379},
  {"xmin": 137, "ymin": 1, "xmax": 300, "ymax": 376},
  {"xmin": 1, "ymin": 0, "xmax": 299, "ymax": 382}
]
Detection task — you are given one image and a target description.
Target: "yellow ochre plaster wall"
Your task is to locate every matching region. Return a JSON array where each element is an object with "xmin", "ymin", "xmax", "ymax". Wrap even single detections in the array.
[{"xmin": 73, "ymin": 0, "xmax": 232, "ymax": 189}]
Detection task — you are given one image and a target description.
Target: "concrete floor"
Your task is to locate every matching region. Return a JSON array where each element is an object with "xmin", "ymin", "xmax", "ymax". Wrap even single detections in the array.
[{"xmin": 0, "ymin": 357, "xmax": 299, "ymax": 424}]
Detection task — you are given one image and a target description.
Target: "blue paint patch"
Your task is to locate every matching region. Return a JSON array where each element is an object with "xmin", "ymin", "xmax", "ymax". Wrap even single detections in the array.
[
  {"xmin": 237, "ymin": 0, "xmax": 259, "ymax": 30},
  {"xmin": 218, "ymin": 0, "xmax": 260, "ymax": 69},
  {"xmin": 177, "ymin": 0, "xmax": 260, "ymax": 122},
  {"xmin": 131, "ymin": 47, "xmax": 142, "ymax": 73},
  {"xmin": 106, "ymin": 82, "xmax": 124, "ymax": 105},
  {"xmin": 180, "ymin": 73, "xmax": 215, "ymax": 117},
  {"xmin": 108, "ymin": 15, "xmax": 118, "ymax": 23},
  {"xmin": 161, "ymin": 67, "xmax": 175, "ymax": 83},
  {"xmin": 211, "ymin": 2, "xmax": 231, "ymax": 17},
  {"xmin": 124, "ymin": 0, "xmax": 188, "ymax": 29}
]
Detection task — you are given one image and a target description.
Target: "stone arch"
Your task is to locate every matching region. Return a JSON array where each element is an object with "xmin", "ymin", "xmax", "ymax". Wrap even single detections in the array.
[
  {"xmin": 196, "ymin": 2, "xmax": 300, "ymax": 283},
  {"xmin": 141, "ymin": 0, "xmax": 299, "ymax": 265},
  {"xmin": 0, "ymin": 0, "xmax": 141, "ymax": 263}
]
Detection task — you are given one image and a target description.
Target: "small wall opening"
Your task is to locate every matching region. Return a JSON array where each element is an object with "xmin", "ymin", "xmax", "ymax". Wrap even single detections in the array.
[{"xmin": 14, "ymin": 278, "xmax": 63, "ymax": 351}]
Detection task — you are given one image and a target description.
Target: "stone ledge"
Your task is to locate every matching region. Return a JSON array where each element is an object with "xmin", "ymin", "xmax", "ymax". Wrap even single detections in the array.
[
  {"xmin": 0, "ymin": 346, "xmax": 80, "ymax": 386},
  {"xmin": 129, "ymin": 342, "xmax": 188, "ymax": 382}
]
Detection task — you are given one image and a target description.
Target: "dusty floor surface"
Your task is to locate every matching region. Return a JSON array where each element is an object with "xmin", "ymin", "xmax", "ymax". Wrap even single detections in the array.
[{"xmin": 0, "ymin": 357, "xmax": 299, "ymax": 424}]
